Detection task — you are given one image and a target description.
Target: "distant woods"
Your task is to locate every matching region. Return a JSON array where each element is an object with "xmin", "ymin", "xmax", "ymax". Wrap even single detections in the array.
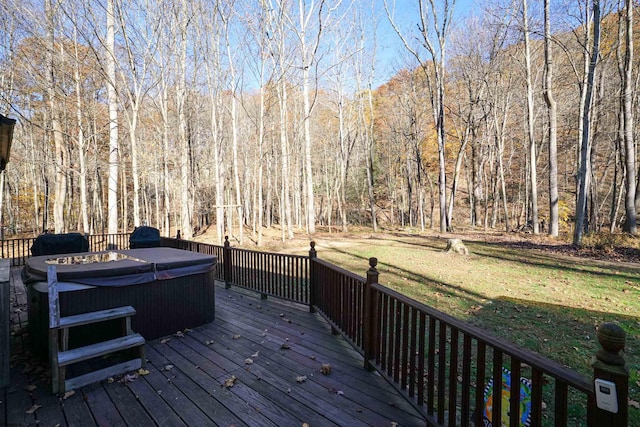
[{"xmin": 0, "ymin": 0, "xmax": 637, "ymax": 246}]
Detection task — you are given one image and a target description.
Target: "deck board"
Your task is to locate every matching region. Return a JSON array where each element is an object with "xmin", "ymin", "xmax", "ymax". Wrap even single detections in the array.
[{"xmin": 3, "ymin": 270, "xmax": 426, "ymax": 426}]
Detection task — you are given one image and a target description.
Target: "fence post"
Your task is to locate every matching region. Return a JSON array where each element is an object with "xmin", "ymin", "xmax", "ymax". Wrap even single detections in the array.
[
  {"xmin": 363, "ymin": 257, "xmax": 378, "ymax": 371},
  {"xmin": 223, "ymin": 236, "xmax": 232, "ymax": 289},
  {"xmin": 592, "ymin": 322, "xmax": 628, "ymax": 426},
  {"xmin": 308, "ymin": 241, "xmax": 316, "ymax": 313}
]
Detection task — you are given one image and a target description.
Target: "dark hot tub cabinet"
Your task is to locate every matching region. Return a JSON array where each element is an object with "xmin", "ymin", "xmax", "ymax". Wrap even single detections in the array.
[{"xmin": 24, "ymin": 247, "xmax": 217, "ymax": 359}]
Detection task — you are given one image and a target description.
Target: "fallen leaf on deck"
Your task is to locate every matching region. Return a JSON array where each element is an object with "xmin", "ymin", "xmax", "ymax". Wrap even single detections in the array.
[
  {"xmin": 302, "ymin": 423, "xmax": 310, "ymax": 427},
  {"xmin": 310, "ymin": 355, "xmax": 316, "ymax": 360},
  {"xmin": 62, "ymin": 390, "xmax": 76, "ymax": 400},
  {"xmin": 279, "ymin": 313, "xmax": 284, "ymax": 317},
  {"xmin": 174, "ymin": 331, "xmax": 185, "ymax": 338},
  {"xmin": 232, "ymin": 334, "xmax": 241, "ymax": 340},
  {"xmin": 391, "ymin": 422, "xmax": 398, "ymax": 427},
  {"xmin": 138, "ymin": 368, "xmax": 150, "ymax": 376},
  {"xmin": 25, "ymin": 404, "xmax": 41, "ymax": 414},
  {"xmin": 251, "ymin": 351, "xmax": 259, "ymax": 358},
  {"xmin": 286, "ymin": 387, "xmax": 291, "ymax": 393},
  {"xmin": 160, "ymin": 338, "xmax": 171, "ymax": 344},
  {"xmin": 337, "ymin": 390, "xmax": 344, "ymax": 395},
  {"xmin": 280, "ymin": 343, "xmax": 290, "ymax": 350},
  {"xmin": 224, "ymin": 375, "xmax": 237, "ymax": 388},
  {"xmin": 296, "ymin": 376, "xmax": 307, "ymax": 383},
  {"xmin": 245, "ymin": 358, "xmax": 253, "ymax": 365},
  {"xmin": 121, "ymin": 373, "xmax": 138, "ymax": 383},
  {"xmin": 162, "ymin": 365, "xmax": 174, "ymax": 371},
  {"xmin": 205, "ymin": 340, "xmax": 214, "ymax": 345},
  {"xmin": 184, "ymin": 328, "xmax": 192, "ymax": 332},
  {"xmin": 24, "ymin": 384, "xmax": 37, "ymax": 392},
  {"xmin": 629, "ymin": 399, "xmax": 640, "ymax": 409},
  {"xmin": 320, "ymin": 364, "xmax": 331, "ymax": 375},
  {"xmin": 107, "ymin": 377, "xmax": 115, "ymax": 383}
]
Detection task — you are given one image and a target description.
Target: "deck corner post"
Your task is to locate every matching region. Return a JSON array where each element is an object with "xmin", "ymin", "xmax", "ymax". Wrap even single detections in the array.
[
  {"xmin": 308, "ymin": 241, "xmax": 317, "ymax": 313},
  {"xmin": 223, "ymin": 236, "xmax": 232, "ymax": 289},
  {"xmin": 592, "ymin": 322, "xmax": 628, "ymax": 427},
  {"xmin": 363, "ymin": 257, "xmax": 378, "ymax": 371}
]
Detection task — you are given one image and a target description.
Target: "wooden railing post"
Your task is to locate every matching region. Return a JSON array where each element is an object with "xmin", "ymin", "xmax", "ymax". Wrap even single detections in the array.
[
  {"xmin": 363, "ymin": 257, "xmax": 378, "ymax": 371},
  {"xmin": 308, "ymin": 241, "xmax": 317, "ymax": 313},
  {"xmin": 592, "ymin": 322, "xmax": 628, "ymax": 426},
  {"xmin": 223, "ymin": 236, "xmax": 232, "ymax": 289}
]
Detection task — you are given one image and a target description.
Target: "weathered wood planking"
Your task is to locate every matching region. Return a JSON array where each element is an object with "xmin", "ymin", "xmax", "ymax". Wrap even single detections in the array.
[{"xmin": 4, "ymin": 271, "xmax": 426, "ymax": 427}]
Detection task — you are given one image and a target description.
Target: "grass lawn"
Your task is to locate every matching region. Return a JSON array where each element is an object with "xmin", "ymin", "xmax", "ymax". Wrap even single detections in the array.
[{"xmin": 253, "ymin": 229, "xmax": 639, "ymax": 424}]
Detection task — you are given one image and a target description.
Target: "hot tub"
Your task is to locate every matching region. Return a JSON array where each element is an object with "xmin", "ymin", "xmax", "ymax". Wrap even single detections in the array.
[{"xmin": 25, "ymin": 248, "xmax": 217, "ymax": 359}]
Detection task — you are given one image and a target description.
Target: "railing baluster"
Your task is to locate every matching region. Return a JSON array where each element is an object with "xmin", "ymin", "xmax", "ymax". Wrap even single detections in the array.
[
  {"xmin": 448, "ymin": 328, "xmax": 459, "ymax": 427},
  {"xmin": 510, "ymin": 358, "xmax": 521, "ymax": 427},
  {"xmin": 417, "ymin": 312, "xmax": 426, "ymax": 406},
  {"xmin": 491, "ymin": 350, "xmax": 503, "ymax": 427},
  {"xmin": 531, "ymin": 368, "xmax": 544, "ymax": 426},
  {"xmin": 461, "ymin": 334, "xmax": 472, "ymax": 427},
  {"xmin": 437, "ymin": 321, "xmax": 446, "ymax": 425},
  {"xmin": 474, "ymin": 341, "xmax": 486, "ymax": 426},
  {"xmin": 427, "ymin": 316, "xmax": 436, "ymax": 414},
  {"xmin": 408, "ymin": 306, "xmax": 417, "ymax": 398},
  {"xmin": 401, "ymin": 302, "xmax": 409, "ymax": 390},
  {"xmin": 555, "ymin": 379, "xmax": 569, "ymax": 427}
]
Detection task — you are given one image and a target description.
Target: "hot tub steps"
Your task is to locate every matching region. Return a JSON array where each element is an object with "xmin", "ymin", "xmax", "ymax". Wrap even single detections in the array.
[
  {"xmin": 47, "ymin": 266, "xmax": 146, "ymax": 394},
  {"xmin": 57, "ymin": 333, "xmax": 145, "ymax": 366}
]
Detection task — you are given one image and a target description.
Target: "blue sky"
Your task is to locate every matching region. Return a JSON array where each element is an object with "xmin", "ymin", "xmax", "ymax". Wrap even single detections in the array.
[{"xmin": 373, "ymin": 0, "xmax": 479, "ymax": 85}]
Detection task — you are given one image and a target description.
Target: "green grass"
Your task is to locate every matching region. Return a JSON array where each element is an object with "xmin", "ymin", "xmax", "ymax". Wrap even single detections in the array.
[{"xmin": 291, "ymin": 231, "xmax": 640, "ymax": 425}]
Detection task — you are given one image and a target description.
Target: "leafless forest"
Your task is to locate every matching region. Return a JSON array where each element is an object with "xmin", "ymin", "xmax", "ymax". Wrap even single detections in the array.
[{"xmin": 0, "ymin": 0, "xmax": 637, "ymax": 246}]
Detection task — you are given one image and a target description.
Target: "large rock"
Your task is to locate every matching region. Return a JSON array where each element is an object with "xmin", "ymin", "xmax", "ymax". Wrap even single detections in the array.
[{"xmin": 445, "ymin": 238, "xmax": 469, "ymax": 255}]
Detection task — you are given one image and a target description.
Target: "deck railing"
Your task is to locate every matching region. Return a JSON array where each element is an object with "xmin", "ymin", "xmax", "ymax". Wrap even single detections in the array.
[
  {"xmin": 2, "ymin": 234, "xmax": 629, "ymax": 426},
  {"xmin": 1, "ymin": 233, "xmax": 131, "ymax": 267}
]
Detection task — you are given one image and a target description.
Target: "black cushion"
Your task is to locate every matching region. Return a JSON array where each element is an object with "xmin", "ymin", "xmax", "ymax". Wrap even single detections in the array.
[
  {"xmin": 129, "ymin": 226, "xmax": 161, "ymax": 249},
  {"xmin": 31, "ymin": 233, "xmax": 89, "ymax": 256}
]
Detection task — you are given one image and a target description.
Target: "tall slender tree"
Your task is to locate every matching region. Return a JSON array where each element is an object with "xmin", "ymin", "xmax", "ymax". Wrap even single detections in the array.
[
  {"xmin": 106, "ymin": 0, "xmax": 119, "ymax": 235},
  {"xmin": 622, "ymin": 0, "xmax": 636, "ymax": 233},
  {"xmin": 544, "ymin": 0, "xmax": 558, "ymax": 237},
  {"xmin": 385, "ymin": 0, "xmax": 456, "ymax": 232},
  {"xmin": 574, "ymin": 0, "xmax": 601, "ymax": 246}
]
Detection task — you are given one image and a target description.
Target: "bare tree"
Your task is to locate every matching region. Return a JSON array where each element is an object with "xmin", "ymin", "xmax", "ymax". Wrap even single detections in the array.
[
  {"xmin": 45, "ymin": 0, "xmax": 67, "ymax": 233},
  {"xmin": 385, "ymin": 0, "xmax": 456, "ymax": 232},
  {"xmin": 521, "ymin": 0, "xmax": 539, "ymax": 234},
  {"xmin": 621, "ymin": 0, "xmax": 636, "ymax": 233},
  {"xmin": 106, "ymin": 0, "xmax": 119, "ymax": 235},
  {"xmin": 574, "ymin": 0, "xmax": 601, "ymax": 246},
  {"xmin": 544, "ymin": 0, "xmax": 558, "ymax": 237}
]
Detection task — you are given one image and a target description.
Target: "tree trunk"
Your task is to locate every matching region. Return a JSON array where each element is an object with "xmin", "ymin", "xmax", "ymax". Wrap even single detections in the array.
[
  {"xmin": 574, "ymin": 0, "xmax": 601, "ymax": 246},
  {"xmin": 522, "ymin": 0, "xmax": 539, "ymax": 235},
  {"xmin": 622, "ymin": 0, "xmax": 636, "ymax": 233},
  {"xmin": 544, "ymin": 0, "xmax": 559, "ymax": 237},
  {"xmin": 46, "ymin": 0, "xmax": 66, "ymax": 234},
  {"xmin": 106, "ymin": 0, "xmax": 119, "ymax": 235}
]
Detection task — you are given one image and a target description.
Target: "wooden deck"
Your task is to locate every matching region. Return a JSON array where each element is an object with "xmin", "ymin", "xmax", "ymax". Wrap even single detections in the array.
[{"xmin": 2, "ymin": 268, "xmax": 426, "ymax": 427}]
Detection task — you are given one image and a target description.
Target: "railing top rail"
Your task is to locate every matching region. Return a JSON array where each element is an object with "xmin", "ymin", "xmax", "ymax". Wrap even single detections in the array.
[
  {"xmin": 230, "ymin": 246, "xmax": 310, "ymax": 260},
  {"xmin": 312, "ymin": 258, "xmax": 366, "ymax": 283},
  {"xmin": 372, "ymin": 282, "xmax": 593, "ymax": 394}
]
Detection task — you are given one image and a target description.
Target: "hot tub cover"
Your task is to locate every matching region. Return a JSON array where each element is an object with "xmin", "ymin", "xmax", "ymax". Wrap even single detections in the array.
[{"xmin": 24, "ymin": 247, "xmax": 216, "ymax": 287}]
